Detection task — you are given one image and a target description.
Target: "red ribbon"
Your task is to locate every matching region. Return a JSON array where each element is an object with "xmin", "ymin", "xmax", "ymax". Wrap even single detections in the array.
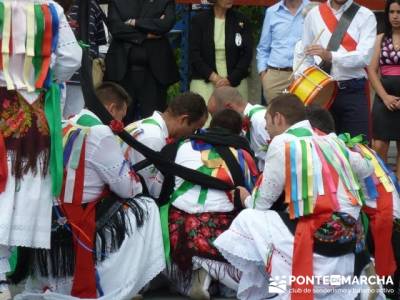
[
  {"xmin": 319, "ymin": 3, "xmax": 358, "ymax": 52},
  {"xmin": 291, "ymin": 163, "xmax": 338, "ymax": 300},
  {"xmin": 363, "ymin": 183, "xmax": 396, "ymax": 276},
  {"xmin": 35, "ymin": 4, "xmax": 52, "ymax": 89},
  {"xmin": 0, "ymin": 133, "xmax": 8, "ymax": 193}
]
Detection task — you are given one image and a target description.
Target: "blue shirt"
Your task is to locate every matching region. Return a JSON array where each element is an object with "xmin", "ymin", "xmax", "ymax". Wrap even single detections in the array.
[{"xmin": 256, "ymin": 0, "xmax": 308, "ymax": 73}]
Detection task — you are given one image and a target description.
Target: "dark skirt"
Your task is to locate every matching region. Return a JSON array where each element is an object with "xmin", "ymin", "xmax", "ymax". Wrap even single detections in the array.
[{"xmin": 372, "ymin": 75, "xmax": 400, "ymax": 140}]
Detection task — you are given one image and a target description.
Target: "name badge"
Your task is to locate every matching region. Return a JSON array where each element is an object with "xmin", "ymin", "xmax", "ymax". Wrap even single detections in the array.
[{"xmin": 235, "ymin": 33, "xmax": 242, "ymax": 47}]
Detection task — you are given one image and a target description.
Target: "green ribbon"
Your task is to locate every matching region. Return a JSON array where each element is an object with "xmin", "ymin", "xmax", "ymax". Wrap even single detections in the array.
[
  {"xmin": 33, "ymin": 4, "xmax": 44, "ymax": 83},
  {"xmin": 77, "ymin": 40, "xmax": 90, "ymax": 49},
  {"xmin": 160, "ymin": 165, "xmax": 212, "ymax": 265},
  {"xmin": 338, "ymin": 133, "xmax": 367, "ymax": 148},
  {"xmin": 287, "ymin": 127, "xmax": 313, "ymax": 137},
  {"xmin": 76, "ymin": 114, "xmax": 102, "ymax": 127},
  {"xmin": 44, "ymin": 78, "xmax": 63, "ymax": 196},
  {"xmin": 245, "ymin": 105, "xmax": 266, "ymax": 140},
  {"xmin": 142, "ymin": 118, "xmax": 162, "ymax": 129},
  {"xmin": 6, "ymin": 247, "xmax": 17, "ymax": 276}
]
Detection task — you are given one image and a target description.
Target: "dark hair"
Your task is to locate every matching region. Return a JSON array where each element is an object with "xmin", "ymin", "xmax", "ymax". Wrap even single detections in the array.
[
  {"xmin": 209, "ymin": 109, "xmax": 243, "ymax": 135},
  {"xmin": 306, "ymin": 104, "xmax": 335, "ymax": 133},
  {"xmin": 95, "ymin": 82, "xmax": 132, "ymax": 109},
  {"xmin": 167, "ymin": 92, "xmax": 208, "ymax": 125},
  {"xmin": 267, "ymin": 94, "xmax": 306, "ymax": 125},
  {"xmin": 384, "ymin": 0, "xmax": 400, "ymax": 38},
  {"xmin": 55, "ymin": 0, "xmax": 74, "ymax": 13}
]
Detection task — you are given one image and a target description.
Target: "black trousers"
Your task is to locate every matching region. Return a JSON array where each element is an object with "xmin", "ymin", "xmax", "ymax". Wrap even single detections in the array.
[
  {"xmin": 119, "ymin": 67, "xmax": 167, "ymax": 124},
  {"xmin": 330, "ymin": 78, "xmax": 370, "ymax": 141}
]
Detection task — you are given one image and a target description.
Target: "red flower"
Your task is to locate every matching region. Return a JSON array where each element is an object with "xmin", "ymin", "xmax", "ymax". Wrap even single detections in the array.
[
  {"xmin": 109, "ymin": 119, "xmax": 124, "ymax": 133},
  {"xmin": 169, "ymin": 223, "xmax": 179, "ymax": 233},
  {"xmin": 200, "ymin": 226, "xmax": 211, "ymax": 237},
  {"xmin": 198, "ymin": 213, "xmax": 211, "ymax": 223},
  {"xmin": 170, "ymin": 232, "xmax": 179, "ymax": 248},
  {"xmin": 194, "ymin": 236, "xmax": 211, "ymax": 253},
  {"xmin": 209, "ymin": 248, "xmax": 218, "ymax": 256},
  {"xmin": 242, "ymin": 116, "xmax": 251, "ymax": 132},
  {"xmin": 185, "ymin": 216, "xmax": 201, "ymax": 233},
  {"xmin": 219, "ymin": 217, "xmax": 231, "ymax": 227},
  {"xmin": 170, "ymin": 210, "xmax": 181, "ymax": 222},
  {"xmin": 2, "ymin": 99, "xmax": 10, "ymax": 109},
  {"xmin": 215, "ymin": 229, "xmax": 224, "ymax": 237}
]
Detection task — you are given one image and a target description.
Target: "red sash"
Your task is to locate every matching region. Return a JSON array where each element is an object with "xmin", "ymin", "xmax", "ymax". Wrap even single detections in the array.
[
  {"xmin": 363, "ymin": 183, "xmax": 396, "ymax": 276},
  {"xmin": 319, "ymin": 3, "xmax": 358, "ymax": 52},
  {"xmin": 291, "ymin": 162, "xmax": 338, "ymax": 300}
]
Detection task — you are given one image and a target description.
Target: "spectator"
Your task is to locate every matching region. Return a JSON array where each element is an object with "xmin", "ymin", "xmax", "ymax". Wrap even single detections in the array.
[
  {"xmin": 257, "ymin": 0, "xmax": 309, "ymax": 103},
  {"xmin": 105, "ymin": 0, "xmax": 180, "ymax": 123},
  {"xmin": 368, "ymin": 0, "xmax": 400, "ymax": 181},
  {"xmin": 189, "ymin": 0, "xmax": 253, "ymax": 111}
]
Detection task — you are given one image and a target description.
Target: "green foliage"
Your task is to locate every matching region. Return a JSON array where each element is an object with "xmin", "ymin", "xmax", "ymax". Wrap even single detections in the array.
[{"xmin": 236, "ymin": 6, "xmax": 266, "ymax": 45}]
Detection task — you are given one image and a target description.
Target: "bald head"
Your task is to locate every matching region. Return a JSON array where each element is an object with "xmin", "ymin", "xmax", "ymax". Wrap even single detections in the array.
[{"xmin": 208, "ymin": 87, "xmax": 247, "ymax": 116}]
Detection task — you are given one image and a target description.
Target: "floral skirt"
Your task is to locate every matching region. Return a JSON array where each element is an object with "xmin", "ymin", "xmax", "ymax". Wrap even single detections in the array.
[{"xmin": 169, "ymin": 207, "xmax": 236, "ymax": 273}]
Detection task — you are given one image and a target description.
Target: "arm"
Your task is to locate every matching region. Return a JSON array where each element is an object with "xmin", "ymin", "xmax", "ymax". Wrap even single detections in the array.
[
  {"xmin": 135, "ymin": 0, "xmax": 176, "ymax": 35},
  {"xmin": 107, "ymin": 0, "xmax": 146, "ymax": 44},
  {"xmin": 348, "ymin": 149, "xmax": 373, "ymax": 180},
  {"xmin": 367, "ymin": 34, "xmax": 400, "ymax": 111},
  {"xmin": 256, "ymin": 8, "xmax": 272, "ymax": 75},
  {"xmin": 189, "ymin": 15, "xmax": 215, "ymax": 82},
  {"xmin": 301, "ymin": 13, "xmax": 316, "ymax": 71},
  {"xmin": 227, "ymin": 14, "xmax": 253, "ymax": 86},
  {"xmin": 52, "ymin": 4, "xmax": 82, "ymax": 83},
  {"xmin": 244, "ymin": 138, "xmax": 285, "ymax": 210},
  {"xmin": 89, "ymin": 132, "xmax": 143, "ymax": 199}
]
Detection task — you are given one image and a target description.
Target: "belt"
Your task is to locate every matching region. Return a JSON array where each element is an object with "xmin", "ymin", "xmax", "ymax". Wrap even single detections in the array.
[{"xmin": 268, "ymin": 65, "xmax": 293, "ymax": 72}]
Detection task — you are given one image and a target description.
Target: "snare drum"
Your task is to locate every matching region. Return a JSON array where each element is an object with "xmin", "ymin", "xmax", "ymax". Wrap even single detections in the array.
[{"xmin": 289, "ymin": 66, "xmax": 337, "ymax": 108}]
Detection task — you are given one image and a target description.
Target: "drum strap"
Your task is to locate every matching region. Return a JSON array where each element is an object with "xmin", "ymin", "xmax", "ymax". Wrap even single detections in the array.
[{"xmin": 319, "ymin": 2, "xmax": 360, "ymax": 74}]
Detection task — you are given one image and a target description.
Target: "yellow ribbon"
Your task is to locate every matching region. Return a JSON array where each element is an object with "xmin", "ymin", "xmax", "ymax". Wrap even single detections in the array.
[{"xmin": 2, "ymin": 2, "xmax": 14, "ymax": 90}]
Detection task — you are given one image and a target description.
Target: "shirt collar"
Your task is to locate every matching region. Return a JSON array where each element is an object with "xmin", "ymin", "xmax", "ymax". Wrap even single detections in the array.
[
  {"xmin": 72, "ymin": 108, "xmax": 103, "ymax": 124},
  {"xmin": 243, "ymin": 103, "xmax": 253, "ymax": 115},
  {"xmin": 328, "ymin": 0, "xmax": 353, "ymax": 14},
  {"xmin": 278, "ymin": 0, "xmax": 309, "ymax": 16},
  {"xmin": 151, "ymin": 111, "xmax": 169, "ymax": 138},
  {"xmin": 284, "ymin": 120, "xmax": 313, "ymax": 133}
]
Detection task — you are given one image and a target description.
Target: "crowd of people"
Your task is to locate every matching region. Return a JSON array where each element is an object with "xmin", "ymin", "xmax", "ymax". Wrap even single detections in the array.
[{"xmin": 0, "ymin": 0, "xmax": 400, "ymax": 300}]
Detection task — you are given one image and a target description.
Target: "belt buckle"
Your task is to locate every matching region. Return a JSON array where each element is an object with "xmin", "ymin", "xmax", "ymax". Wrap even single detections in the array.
[{"xmin": 337, "ymin": 81, "xmax": 347, "ymax": 90}]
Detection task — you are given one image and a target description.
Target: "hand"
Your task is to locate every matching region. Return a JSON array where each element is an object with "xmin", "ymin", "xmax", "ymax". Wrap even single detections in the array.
[
  {"xmin": 260, "ymin": 70, "xmax": 267, "ymax": 80},
  {"xmin": 237, "ymin": 186, "xmax": 250, "ymax": 206},
  {"xmin": 305, "ymin": 45, "xmax": 332, "ymax": 62},
  {"xmin": 209, "ymin": 72, "xmax": 222, "ymax": 84},
  {"xmin": 125, "ymin": 19, "xmax": 136, "ymax": 27},
  {"xmin": 382, "ymin": 94, "xmax": 400, "ymax": 111},
  {"xmin": 160, "ymin": 14, "xmax": 165, "ymax": 19},
  {"xmin": 147, "ymin": 33, "xmax": 161, "ymax": 39},
  {"xmin": 216, "ymin": 78, "xmax": 230, "ymax": 87}
]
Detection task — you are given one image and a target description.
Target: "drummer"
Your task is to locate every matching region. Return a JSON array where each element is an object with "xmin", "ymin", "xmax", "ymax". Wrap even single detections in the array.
[{"xmin": 300, "ymin": 0, "xmax": 377, "ymax": 140}]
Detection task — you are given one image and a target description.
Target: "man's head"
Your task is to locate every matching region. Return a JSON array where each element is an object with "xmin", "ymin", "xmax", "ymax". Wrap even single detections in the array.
[
  {"xmin": 164, "ymin": 92, "xmax": 208, "ymax": 138},
  {"xmin": 95, "ymin": 82, "xmax": 131, "ymax": 121},
  {"xmin": 266, "ymin": 94, "xmax": 306, "ymax": 138},
  {"xmin": 209, "ymin": 109, "xmax": 243, "ymax": 135},
  {"xmin": 208, "ymin": 87, "xmax": 247, "ymax": 116},
  {"xmin": 306, "ymin": 104, "xmax": 335, "ymax": 134},
  {"xmin": 331, "ymin": 0, "xmax": 349, "ymax": 7}
]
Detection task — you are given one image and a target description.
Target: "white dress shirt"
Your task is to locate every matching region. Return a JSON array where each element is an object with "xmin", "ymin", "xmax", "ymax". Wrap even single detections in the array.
[
  {"xmin": 172, "ymin": 141, "xmax": 235, "ymax": 214},
  {"xmin": 245, "ymin": 120, "xmax": 373, "ymax": 219},
  {"xmin": 0, "ymin": 1, "xmax": 82, "ymax": 104},
  {"xmin": 243, "ymin": 103, "xmax": 269, "ymax": 170},
  {"xmin": 301, "ymin": 0, "xmax": 377, "ymax": 81},
  {"xmin": 123, "ymin": 111, "xmax": 168, "ymax": 198}
]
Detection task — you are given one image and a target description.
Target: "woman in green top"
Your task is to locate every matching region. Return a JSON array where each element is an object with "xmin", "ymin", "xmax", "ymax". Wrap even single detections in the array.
[{"xmin": 189, "ymin": 0, "xmax": 253, "ymax": 113}]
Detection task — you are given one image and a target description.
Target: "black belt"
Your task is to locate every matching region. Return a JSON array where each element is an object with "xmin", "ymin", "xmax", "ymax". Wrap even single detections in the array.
[{"xmin": 268, "ymin": 65, "xmax": 293, "ymax": 72}]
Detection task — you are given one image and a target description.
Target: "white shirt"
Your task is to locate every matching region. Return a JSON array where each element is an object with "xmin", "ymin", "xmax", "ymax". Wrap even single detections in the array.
[
  {"xmin": 0, "ymin": 1, "xmax": 82, "ymax": 103},
  {"xmin": 243, "ymin": 103, "xmax": 269, "ymax": 171},
  {"xmin": 68, "ymin": 109, "xmax": 143, "ymax": 203},
  {"xmin": 245, "ymin": 120, "xmax": 373, "ymax": 219},
  {"xmin": 172, "ymin": 141, "xmax": 234, "ymax": 214},
  {"xmin": 302, "ymin": 0, "xmax": 377, "ymax": 81},
  {"xmin": 123, "ymin": 111, "xmax": 168, "ymax": 198}
]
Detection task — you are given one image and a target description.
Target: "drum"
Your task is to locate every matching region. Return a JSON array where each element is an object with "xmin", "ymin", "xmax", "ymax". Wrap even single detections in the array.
[{"xmin": 289, "ymin": 66, "xmax": 337, "ymax": 108}]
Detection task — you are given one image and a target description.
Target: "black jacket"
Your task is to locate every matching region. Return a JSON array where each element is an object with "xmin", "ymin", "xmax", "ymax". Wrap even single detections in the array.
[
  {"xmin": 190, "ymin": 9, "xmax": 253, "ymax": 87},
  {"xmin": 104, "ymin": 0, "xmax": 179, "ymax": 85}
]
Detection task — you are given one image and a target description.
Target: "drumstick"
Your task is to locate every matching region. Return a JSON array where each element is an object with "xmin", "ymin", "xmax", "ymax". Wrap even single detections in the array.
[{"xmin": 289, "ymin": 29, "xmax": 325, "ymax": 81}]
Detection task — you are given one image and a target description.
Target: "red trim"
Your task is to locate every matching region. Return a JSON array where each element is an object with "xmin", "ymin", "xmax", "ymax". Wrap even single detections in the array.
[
  {"xmin": 35, "ymin": 5, "xmax": 52, "ymax": 89},
  {"xmin": 0, "ymin": 133, "xmax": 8, "ymax": 193},
  {"xmin": 319, "ymin": 3, "xmax": 358, "ymax": 52}
]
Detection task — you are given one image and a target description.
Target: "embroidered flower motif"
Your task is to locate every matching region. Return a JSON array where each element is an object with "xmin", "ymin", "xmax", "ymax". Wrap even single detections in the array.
[
  {"xmin": 242, "ymin": 116, "xmax": 250, "ymax": 132},
  {"xmin": 2, "ymin": 99, "xmax": 10, "ymax": 109},
  {"xmin": 109, "ymin": 119, "xmax": 124, "ymax": 133}
]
